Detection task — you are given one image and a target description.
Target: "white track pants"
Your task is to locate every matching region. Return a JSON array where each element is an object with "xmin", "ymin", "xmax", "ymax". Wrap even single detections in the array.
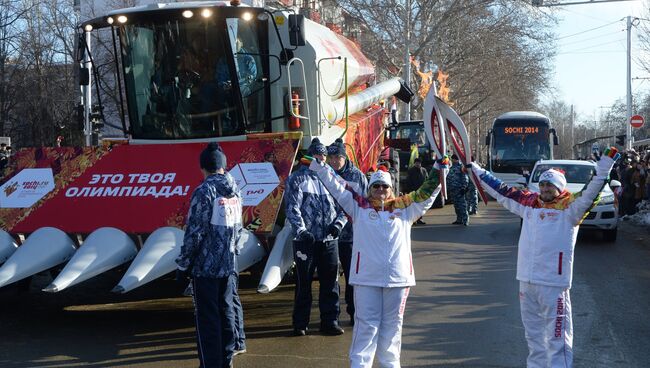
[
  {"xmin": 519, "ymin": 282, "xmax": 573, "ymax": 368},
  {"xmin": 350, "ymin": 285, "xmax": 409, "ymax": 368}
]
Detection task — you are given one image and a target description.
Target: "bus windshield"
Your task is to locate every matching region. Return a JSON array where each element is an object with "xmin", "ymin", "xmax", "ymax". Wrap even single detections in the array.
[
  {"xmin": 120, "ymin": 13, "xmax": 267, "ymax": 139},
  {"xmin": 490, "ymin": 120, "xmax": 550, "ymax": 173}
]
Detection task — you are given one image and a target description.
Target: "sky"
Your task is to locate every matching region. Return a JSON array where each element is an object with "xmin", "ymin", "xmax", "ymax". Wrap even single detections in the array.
[{"xmin": 542, "ymin": 0, "xmax": 647, "ymax": 124}]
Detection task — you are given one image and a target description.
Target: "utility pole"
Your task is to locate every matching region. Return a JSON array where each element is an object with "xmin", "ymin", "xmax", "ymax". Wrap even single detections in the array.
[
  {"xmin": 625, "ymin": 15, "xmax": 632, "ymax": 150},
  {"xmin": 403, "ymin": 0, "xmax": 411, "ymax": 121},
  {"xmin": 570, "ymin": 104, "xmax": 574, "ymax": 157}
]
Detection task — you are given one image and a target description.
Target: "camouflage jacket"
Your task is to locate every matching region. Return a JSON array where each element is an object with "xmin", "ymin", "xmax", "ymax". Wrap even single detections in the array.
[{"xmin": 448, "ymin": 162, "xmax": 469, "ymax": 193}]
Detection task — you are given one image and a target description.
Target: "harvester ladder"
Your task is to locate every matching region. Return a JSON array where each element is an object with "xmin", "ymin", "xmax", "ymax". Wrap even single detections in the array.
[{"xmin": 286, "ymin": 57, "xmax": 312, "ymax": 137}]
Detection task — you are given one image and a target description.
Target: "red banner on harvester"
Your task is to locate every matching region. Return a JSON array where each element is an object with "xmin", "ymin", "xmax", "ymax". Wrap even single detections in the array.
[{"xmin": 0, "ymin": 133, "xmax": 301, "ymax": 234}]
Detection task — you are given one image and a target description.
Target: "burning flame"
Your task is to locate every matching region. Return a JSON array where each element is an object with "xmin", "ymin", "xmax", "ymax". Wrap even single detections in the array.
[
  {"xmin": 410, "ymin": 57, "xmax": 452, "ymax": 105},
  {"xmin": 410, "ymin": 57, "xmax": 433, "ymax": 99},
  {"xmin": 436, "ymin": 69, "xmax": 451, "ymax": 105}
]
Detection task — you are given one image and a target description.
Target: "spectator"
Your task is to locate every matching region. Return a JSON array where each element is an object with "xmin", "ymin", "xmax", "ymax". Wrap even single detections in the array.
[{"xmin": 0, "ymin": 144, "xmax": 8, "ymax": 171}]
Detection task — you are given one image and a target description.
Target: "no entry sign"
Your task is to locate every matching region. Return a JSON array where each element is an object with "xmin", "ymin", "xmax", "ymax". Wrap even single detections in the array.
[{"xmin": 630, "ymin": 115, "xmax": 644, "ymax": 128}]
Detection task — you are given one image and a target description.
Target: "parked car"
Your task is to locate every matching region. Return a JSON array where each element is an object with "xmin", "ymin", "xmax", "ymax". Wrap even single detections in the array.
[{"xmin": 525, "ymin": 159, "xmax": 618, "ymax": 241}]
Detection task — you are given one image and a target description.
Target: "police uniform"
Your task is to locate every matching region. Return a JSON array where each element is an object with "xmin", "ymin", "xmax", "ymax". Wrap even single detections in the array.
[
  {"xmin": 466, "ymin": 179, "xmax": 479, "ymax": 215},
  {"xmin": 448, "ymin": 159, "xmax": 469, "ymax": 225}
]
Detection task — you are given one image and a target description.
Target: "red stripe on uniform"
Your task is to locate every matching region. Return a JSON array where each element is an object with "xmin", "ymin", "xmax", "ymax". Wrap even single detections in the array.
[{"xmin": 558, "ymin": 252, "xmax": 563, "ymax": 275}]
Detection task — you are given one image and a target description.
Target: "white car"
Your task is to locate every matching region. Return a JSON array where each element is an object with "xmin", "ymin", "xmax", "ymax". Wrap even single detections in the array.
[{"xmin": 526, "ymin": 159, "xmax": 618, "ymax": 241}]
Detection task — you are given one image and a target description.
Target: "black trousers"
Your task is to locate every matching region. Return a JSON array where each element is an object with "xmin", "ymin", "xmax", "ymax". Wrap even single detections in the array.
[
  {"xmin": 192, "ymin": 275, "xmax": 236, "ymax": 368},
  {"xmin": 292, "ymin": 239, "xmax": 340, "ymax": 329}
]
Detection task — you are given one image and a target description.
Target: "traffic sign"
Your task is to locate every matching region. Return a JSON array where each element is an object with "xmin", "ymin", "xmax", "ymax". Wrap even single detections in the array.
[{"xmin": 630, "ymin": 115, "xmax": 644, "ymax": 128}]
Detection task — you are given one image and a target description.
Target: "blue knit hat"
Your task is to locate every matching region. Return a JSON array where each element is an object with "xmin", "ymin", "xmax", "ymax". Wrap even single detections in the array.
[
  {"xmin": 200, "ymin": 142, "xmax": 227, "ymax": 172},
  {"xmin": 327, "ymin": 138, "xmax": 347, "ymax": 158},
  {"xmin": 307, "ymin": 138, "xmax": 327, "ymax": 156}
]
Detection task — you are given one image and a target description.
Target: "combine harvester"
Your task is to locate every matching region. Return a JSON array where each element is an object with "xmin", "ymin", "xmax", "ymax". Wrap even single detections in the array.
[{"xmin": 0, "ymin": 1, "xmax": 413, "ymax": 295}]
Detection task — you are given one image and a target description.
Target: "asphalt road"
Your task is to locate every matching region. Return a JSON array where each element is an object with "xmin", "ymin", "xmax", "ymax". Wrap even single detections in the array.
[{"xmin": 1, "ymin": 203, "xmax": 649, "ymax": 368}]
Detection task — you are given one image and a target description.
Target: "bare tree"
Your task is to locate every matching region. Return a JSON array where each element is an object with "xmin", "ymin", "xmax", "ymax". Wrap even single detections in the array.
[
  {"xmin": 0, "ymin": 0, "xmax": 33, "ymax": 139},
  {"xmin": 540, "ymin": 99, "xmax": 572, "ymax": 158}
]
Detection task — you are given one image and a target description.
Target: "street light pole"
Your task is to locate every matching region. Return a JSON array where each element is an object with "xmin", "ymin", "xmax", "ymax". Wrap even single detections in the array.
[{"xmin": 403, "ymin": 0, "xmax": 411, "ymax": 121}]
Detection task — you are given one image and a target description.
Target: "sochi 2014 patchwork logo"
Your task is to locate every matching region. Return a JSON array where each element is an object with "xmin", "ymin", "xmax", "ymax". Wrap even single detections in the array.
[
  {"xmin": 3, "ymin": 181, "xmax": 18, "ymax": 197},
  {"xmin": 0, "ymin": 168, "xmax": 55, "ymax": 208}
]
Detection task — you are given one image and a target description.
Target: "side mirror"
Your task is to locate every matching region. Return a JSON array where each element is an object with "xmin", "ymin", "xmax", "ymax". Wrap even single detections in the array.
[
  {"xmin": 550, "ymin": 128, "xmax": 559, "ymax": 146},
  {"xmin": 484, "ymin": 134, "xmax": 490, "ymax": 146},
  {"xmin": 609, "ymin": 179, "xmax": 621, "ymax": 188},
  {"xmin": 288, "ymin": 14, "xmax": 305, "ymax": 46}
]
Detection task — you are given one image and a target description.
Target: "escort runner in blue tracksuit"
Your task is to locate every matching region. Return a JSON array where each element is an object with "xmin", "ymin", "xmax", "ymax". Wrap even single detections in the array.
[
  {"xmin": 326, "ymin": 138, "xmax": 368, "ymax": 325},
  {"xmin": 285, "ymin": 138, "xmax": 347, "ymax": 336},
  {"xmin": 469, "ymin": 147, "xmax": 619, "ymax": 368},
  {"xmin": 176, "ymin": 142, "xmax": 243, "ymax": 368}
]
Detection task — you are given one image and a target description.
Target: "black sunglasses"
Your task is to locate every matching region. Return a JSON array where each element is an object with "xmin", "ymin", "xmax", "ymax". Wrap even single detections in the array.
[{"xmin": 372, "ymin": 184, "xmax": 390, "ymax": 189}]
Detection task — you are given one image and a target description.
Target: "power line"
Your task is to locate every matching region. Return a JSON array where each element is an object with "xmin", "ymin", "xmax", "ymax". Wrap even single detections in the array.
[
  {"xmin": 560, "ymin": 38, "xmax": 626, "ymax": 53},
  {"xmin": 557, "ymin": 50, "xmax": 625, "ymax": 55},
  {"xmin": 556, "ymin": 19, "xmax": 623, "ymax": 40},
  {"xmin": 558, "ymin": 29, "xmax": 624, "ymax": 47}
]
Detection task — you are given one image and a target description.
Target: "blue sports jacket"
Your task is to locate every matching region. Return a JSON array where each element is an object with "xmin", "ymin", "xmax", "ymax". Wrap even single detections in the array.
[
  {"xmin": 284, "ymin": 164, "xmax": 347, "ymax": 241},
  {"xmin": 176, "ymin": 173, "xmax": 243, "ymax": 278}
]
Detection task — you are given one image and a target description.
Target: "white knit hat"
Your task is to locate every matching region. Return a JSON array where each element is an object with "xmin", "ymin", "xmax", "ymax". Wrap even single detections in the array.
[
  {"xmin": 539, "ymin": 169, "xmax": 567, "ymax": 192},
  {"xmin": 368, "ymin": 171, "xmax": 392, "ymax": 188}
]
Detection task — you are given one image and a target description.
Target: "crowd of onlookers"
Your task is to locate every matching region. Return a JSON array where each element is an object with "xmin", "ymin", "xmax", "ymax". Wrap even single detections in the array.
[{"xmin": 611, "ymin": 149, "xmax": 650, "ymax": 216}]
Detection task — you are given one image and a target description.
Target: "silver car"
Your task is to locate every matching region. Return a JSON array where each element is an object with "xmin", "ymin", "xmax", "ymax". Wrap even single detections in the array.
[{"xmin": 527, "ymin": 159, "xmax": 618, "ymax": 241}]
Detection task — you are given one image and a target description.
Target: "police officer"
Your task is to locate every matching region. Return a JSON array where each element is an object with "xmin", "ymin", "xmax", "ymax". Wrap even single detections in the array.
[
  {"xmin": 285, "ymin": 138, "xmax": 347, "ymax": 336},
  {"xmin": 176, "ymin": 142, "xmax": 243, "ymax": 368},
  {"xmin": 466, "ymin": 156, "xmax": 479, "ymax": 215},
  {"xmin": 448, "ymin": 154, "xmax": 469, "ymax": 225},
  {"xmin": 326, "ymin": 138, "xmax": 367, "ymax": 325}
]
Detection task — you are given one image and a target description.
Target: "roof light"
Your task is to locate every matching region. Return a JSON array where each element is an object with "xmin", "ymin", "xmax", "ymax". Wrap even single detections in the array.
[
  {"xmin": 242, "ymin": 12, "xmax": 253, "ymax": 21},
  {"xmin": 201, "ymin": 9, "xmax": 213, "ymax": 18},
  {"xmin": 182, "ymin": 10, "xmax": 193, "ymax": 18},
  {"xmin": 84, "ymin": 24, "xmax": 93, "ymax": 32},
  {"xmin": 117, "ymin": 15, "xmax": 127, "ymax": 24},
  {"xmin": 107, "ymin": 17, "xmax": 114, "ymax": 25}
]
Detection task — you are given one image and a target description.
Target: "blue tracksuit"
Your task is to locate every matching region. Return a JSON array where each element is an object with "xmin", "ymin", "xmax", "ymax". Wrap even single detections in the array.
[
  {"xmin": 176, "ymin": 173, "xmax": 242, "ymax": 368},
  {"xmin": 285, "ymin": 164, "xmax": 346, "ymax": 329}
]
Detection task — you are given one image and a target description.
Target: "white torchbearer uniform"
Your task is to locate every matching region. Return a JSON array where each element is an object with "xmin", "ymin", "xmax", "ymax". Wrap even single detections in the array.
[
  {"xmin": 470, "ymin": 155, "xmax": 616, "ymax": 368},
  {"xmin": 309, "ymin": 160, "xmax": 441, "ymax": 368}
]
